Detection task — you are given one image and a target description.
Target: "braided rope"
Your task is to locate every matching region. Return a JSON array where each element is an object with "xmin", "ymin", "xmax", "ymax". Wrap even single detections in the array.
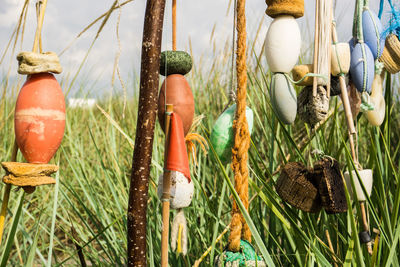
[{"xmin": 228, "ymin": 0, "xmax": 251, "ymax": 252}]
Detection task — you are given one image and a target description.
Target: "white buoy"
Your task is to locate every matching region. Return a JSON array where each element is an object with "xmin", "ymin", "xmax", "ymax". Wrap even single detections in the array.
[
  {"xmin": 265, "ymin": 15, "xmax": 301, "ymax": 73},
  {"xmin": 344, "ymin": 169, "xmax": 373, "ymax": 201},
  {"xmin": 366, "ymin": 72, "xmax": 385, "ymax": 126},
  {"xmin": 270, "ymin": 73, "xmax": 297, "ymax": 124},
  {"xmin": 331, "ymin": 42, "xmax": 351, "ymax": 76},
  {"xmin": 157, "ymin": 171, "xmax": 194, "ymax": 209}
]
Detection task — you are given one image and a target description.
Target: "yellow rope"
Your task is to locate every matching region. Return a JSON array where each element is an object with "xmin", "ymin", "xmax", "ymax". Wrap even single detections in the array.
[{"xmin": 228, "ymin": 0, "xmax": 251, "ymax": 252}]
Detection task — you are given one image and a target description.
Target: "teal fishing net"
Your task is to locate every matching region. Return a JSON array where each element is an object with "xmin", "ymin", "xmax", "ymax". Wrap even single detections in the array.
[{"xmin": 381, "ymin": 0, "xmax": 400, "ymax": 37}]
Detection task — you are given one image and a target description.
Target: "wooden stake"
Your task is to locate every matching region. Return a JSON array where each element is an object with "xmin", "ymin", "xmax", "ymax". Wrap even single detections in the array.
[
  {"xmin": 325, "ymin": 229, "xmax": 338, "ymax": 267},
  {"xmin": 127, "ymin": 0, "xmax": 166, "ymax": 265},
  {"xmin": 161, "ymin": 104, "xmax": 173, "ymax": 267},
  {"xmin": 172, "ymin": 0, "xmax": 177, "ymax": 51},
  {"xmin": 312, "ymin": 0, "xmax": 320, "ymax": 97},
  {"xmin": 332, "ymin": 16, "xmax": 372, "ymax": 256},
  {"xmin": 360, "ymin": 202, "xmax": 373, "ymax": 255},
  {"xmin": 331, "ymin": 22, "xmax": 356, "ymax": 135},
  {"xmin": 326, "ymin": 0, "xmax": 332, "ymax": 98}
]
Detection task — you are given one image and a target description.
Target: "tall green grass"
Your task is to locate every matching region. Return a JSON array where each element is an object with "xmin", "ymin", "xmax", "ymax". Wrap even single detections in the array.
[
  {"xmin": 1, "ymin": 2, "xmax": 400, "ymax": 266},
  {"xmin": 1, "ymin": 47, "xmax": 400, "ymax": 265}
]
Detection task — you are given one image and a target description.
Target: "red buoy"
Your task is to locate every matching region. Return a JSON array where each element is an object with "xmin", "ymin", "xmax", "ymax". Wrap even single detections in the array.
[
  {"xmin": 158, "ymin": 74, "xmax": 194, "ymax": 136},
  {"xmin": 14, "ymin": 73, "xmax": 66, "ymax": 164}
]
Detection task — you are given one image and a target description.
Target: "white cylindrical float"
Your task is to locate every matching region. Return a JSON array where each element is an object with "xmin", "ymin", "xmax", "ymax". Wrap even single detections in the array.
[
  {"xmin": 158, "ymin": 171, "xmax": 194, "ymax": 209},
  {"xmin": 366, "ymin": 72, "xmax": 385, "ymax": 126},
  {"xmin": 331, "ymin": 42, "xmax": 351, "ymax": 76},
  {"xmin": 270, "ymin": 73, "xmax": 297, "ymax": 124},
  {"xmin": 265, "ymin": 15, "xmax": 301, "ymax": 73},
  {"xmin": 344, "ymin": 169, "xmax": 373, "ymax": 201}
]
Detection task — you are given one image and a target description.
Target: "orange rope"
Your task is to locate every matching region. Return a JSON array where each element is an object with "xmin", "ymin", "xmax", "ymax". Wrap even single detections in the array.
[
  {"xmin": 172, "ymin": 0, "xmax": 177, "ymax": 51},
  {"xmin": 228, "ymin": 0, "xmax": 250, "ymax": 252}
]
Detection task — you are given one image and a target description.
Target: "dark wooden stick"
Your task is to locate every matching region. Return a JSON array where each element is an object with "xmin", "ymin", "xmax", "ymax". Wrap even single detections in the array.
[{"xmin": 127, "ymin": 0, "xmax": 166, "ymax": 266}]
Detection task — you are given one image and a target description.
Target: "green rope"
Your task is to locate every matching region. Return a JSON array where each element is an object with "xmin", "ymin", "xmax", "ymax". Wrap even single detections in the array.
[
  {"xmin": 361, "ymin": 92, "xmax": 375, "ymax": 111},
  {"xmin": 282, "ymin": 72, "xmax": 329, "ymax": 85},
  {"xmin": 332, "ymin": 40, "xmax": 345, "ymax": 75}
]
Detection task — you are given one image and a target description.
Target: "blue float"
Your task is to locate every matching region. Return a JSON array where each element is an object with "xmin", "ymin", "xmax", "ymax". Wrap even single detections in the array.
[
  {"xmin": 362, "ymin": 9, "xmax": 385, "ymax": 59},
  {"xmin": 350, "ymin": 43, "xmax": 375, "ymax": 93}
]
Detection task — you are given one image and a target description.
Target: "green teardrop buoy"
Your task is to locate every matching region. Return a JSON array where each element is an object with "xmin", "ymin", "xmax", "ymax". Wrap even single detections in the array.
[
  {"xmin": 210, "ymin": 104, "xmax": 253, "ymax": 165},
  {"xmin": 214, "ymin": 240, "xmax": 266, "ymax": 267},
  {"xmin": 160, "ymin": 50, "xmax": 193, "ymax": 76}
]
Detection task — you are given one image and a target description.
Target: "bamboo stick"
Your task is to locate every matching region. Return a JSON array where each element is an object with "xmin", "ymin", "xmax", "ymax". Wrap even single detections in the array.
[
  {"xmin": 172, "ymin": 0, "xmax": 177, "ymax": 51},
  {"xmin": 312, "ymin": 0, "xmax": 320, "ymax": 97},
  {"xmin": 161, "ymin": 104, "xmax": 174, "ymax": 267},
  {"xmin": 32, "ymin": 0, "xmax": 48, "ymax": 53}
]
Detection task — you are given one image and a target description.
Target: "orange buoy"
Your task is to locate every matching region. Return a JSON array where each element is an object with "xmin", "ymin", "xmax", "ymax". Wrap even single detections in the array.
[
  {"xmin": 158, "ymin": 74, "xmax": 194, "ymax": 136},
  {"xmin": 14, "ymin": 73, "xmax": 66, "ymax": 164}
]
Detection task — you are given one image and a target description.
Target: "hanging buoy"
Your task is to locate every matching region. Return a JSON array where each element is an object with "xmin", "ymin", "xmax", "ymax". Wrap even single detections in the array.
[
  {"xmin": 276, "ymin": 162, "xmax": 322, "ymax": 213},
  {"xmin": 379, "ymin": 34, "xmax": 400, "ymax": 74},
  {"xmin": 362, "ymin": 9, "xmax": 385, "ymax": 59},
  {"xmin": 331, "ymin": 42, "xmax": 351, "ymax": 76},
  {"xmin": 344, "ymin": 169, "xmax": 373, "ymax": 201},
  {"xmin": 270, "ymin": 73, "xmax": 297, "ymax": 124},
  {"xmin": 210, "ymin": 104, "xmax": 253, "ymax": 165},
  {"xmin": 265, "ymin": 15, "xmax": 301, "ymax": 73},
  {"xmin": 15, "ymin": 73, "xmax": 66, "ymax": 164},
  {"xmin": 349, "ymin": 42, "xmax": 375, "ymax": 93},
  {"xmin": 366, "ymin": 71, "xmax": 385, "ymax": 126},
  {"xmin": 313, "ymin": 157, "xmax": 348, "ymax": 214},
  {"xmin": 158, "ymin": 74, "xmax": 195, "ymax": 136},
  {"xmin": 158, "ymin": 171, "xmax": 194, "ymax": 209},
  {"xmin": 158, "ymin": 112, "xmax": 192, "ymax": 209},
  {"xmin": 265, "ymin": 0, "xmax": 304, "ymax": 18}
]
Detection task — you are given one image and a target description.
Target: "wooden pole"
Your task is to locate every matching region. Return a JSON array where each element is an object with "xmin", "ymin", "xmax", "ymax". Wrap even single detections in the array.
[
  {"xmin": 161, "ymin": 104, "xmax": 173, "ymax": 267},
  {"xmin": 312, "ymin": 0, "xmax": 320, "ymax": 97},
  {"xmin": 332, "ymin": 17, "xmax": 372, "ymax": 255},
  {"xmin": 172, "ymin": 0, "xmax": 177, "ymax": 51},
  {"xmin": 127, "ymin": 0, "xmax": 166, "ymax": 265}
]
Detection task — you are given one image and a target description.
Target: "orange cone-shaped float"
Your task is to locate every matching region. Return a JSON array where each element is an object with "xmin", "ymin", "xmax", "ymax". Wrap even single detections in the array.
[
  {"xmin": 14, "ymin": 73, "xmax": 66, "ymax": 164},
  {"xmin": 166, "ymin": 113, "xmax": 190, "ymax": 181},
  {"xmin": 158, "ymin": 74, "xmax": 194, "ymax": 136}
]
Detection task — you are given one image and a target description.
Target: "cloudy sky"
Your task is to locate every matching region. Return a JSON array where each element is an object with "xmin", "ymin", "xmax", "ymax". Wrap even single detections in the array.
[{"xmin": 0, "ymin": 0, "xmax": 391, "ymax": 97}]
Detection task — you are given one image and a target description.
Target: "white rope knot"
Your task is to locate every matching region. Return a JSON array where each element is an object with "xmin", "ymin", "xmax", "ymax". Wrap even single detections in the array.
[
  {"xmin": 375, "ymin": 61, "xmax": 384, "ymax": 74},
  {"xmin": 361, "ymin": 92, "xmax": 375, "ymax": 111}
]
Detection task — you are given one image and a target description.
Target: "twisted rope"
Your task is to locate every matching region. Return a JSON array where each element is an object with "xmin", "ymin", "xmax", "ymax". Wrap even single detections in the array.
[{"xmin": 228, "ymin": 0, "xmax": 251, "ymax": 252}]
